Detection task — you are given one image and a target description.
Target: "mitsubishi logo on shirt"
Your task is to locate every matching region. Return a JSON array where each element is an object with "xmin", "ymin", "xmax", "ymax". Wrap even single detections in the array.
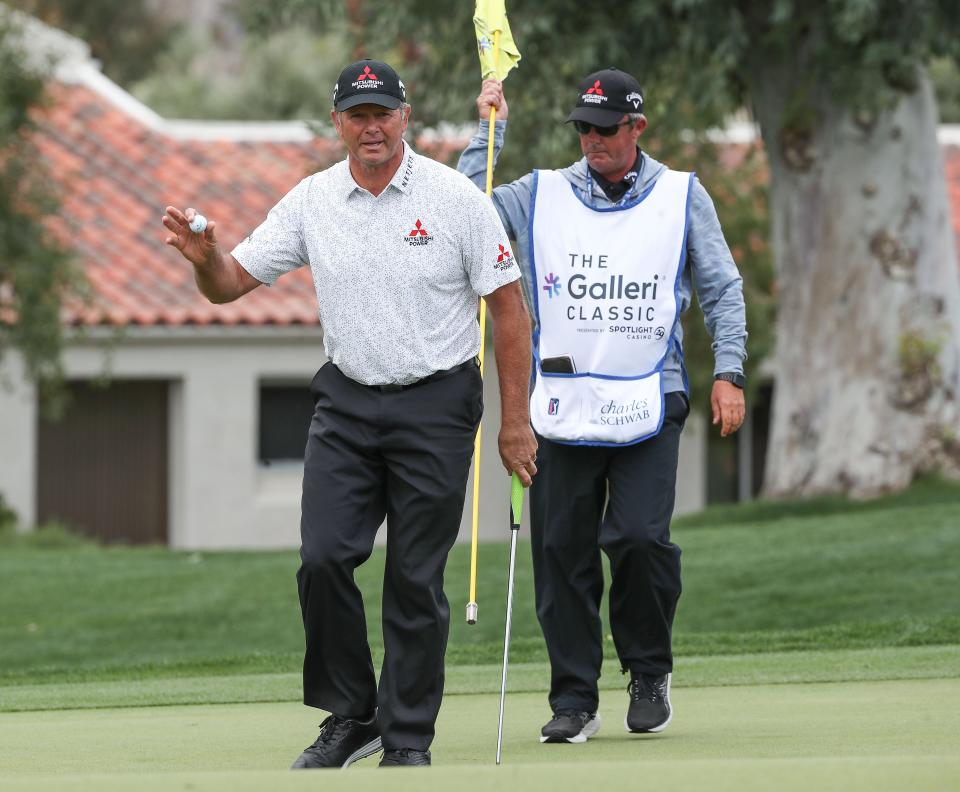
[
  {"xmin": 495, "ymin": 243, "xmax": 514, "ymax": 271},
  {"xmin": 404, "ymin": 219, "xmax": 434, "ymax": 246}
]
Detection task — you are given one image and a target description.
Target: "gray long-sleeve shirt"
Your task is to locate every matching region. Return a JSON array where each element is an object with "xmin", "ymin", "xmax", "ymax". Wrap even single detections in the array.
[{"xmin": 457, "ymin": 120, "xmax": 747, "ymax": 395}]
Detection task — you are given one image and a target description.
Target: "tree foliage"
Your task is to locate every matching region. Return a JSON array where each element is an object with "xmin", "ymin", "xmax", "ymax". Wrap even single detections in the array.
[
  {"xmin": 930, "ymin": 57, "xmax": 960, "ymax": 122},
  {"xmin": 6, "ymin": 0, "xmax": 179, "ymax": 85},
  {"xmin": 0, "ymin": 13, "xmax": 81, "ymax": 410},
  {"xmin": 132, "ymin": 25, "xmax": 349, "ymax": 121}
]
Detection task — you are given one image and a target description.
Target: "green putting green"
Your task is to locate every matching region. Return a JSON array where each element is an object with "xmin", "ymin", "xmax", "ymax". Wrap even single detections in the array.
[{"xmin": 1, "ymin": 676, "xmax": 958, "ymax": 790}]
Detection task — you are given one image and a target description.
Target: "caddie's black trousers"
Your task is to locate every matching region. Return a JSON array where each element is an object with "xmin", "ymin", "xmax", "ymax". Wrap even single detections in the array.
[
  {"xmin": 297, "ymin": 360, "xmax": 482, "ymax": 751},
  {"xmin": 530, "ymin": 391, "xmax": 689, "ymax": 714}
]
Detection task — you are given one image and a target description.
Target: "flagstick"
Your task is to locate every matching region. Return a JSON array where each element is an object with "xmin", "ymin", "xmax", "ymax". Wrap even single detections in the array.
[{"xmin": 467, "ymin": 28, "xmax": 501, "ymax": 626}]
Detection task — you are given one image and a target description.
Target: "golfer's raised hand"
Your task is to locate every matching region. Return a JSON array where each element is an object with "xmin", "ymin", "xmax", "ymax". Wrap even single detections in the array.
[
  {"xmin": 476, "ymin": 77, "xmax": 508, "ymax": 120},
  {"xmin": 162, "ymin": 206, "xmax": 219, "ymax": 267},
  {"xmin": 500, "ymin": 420, "xmax": 538, "ymax": 487}
]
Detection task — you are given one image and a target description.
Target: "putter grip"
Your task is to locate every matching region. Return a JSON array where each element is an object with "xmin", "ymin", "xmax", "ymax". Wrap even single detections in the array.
[{"xmin": 509, "ymin": 473, "xmax": 523, "ymax": 530}]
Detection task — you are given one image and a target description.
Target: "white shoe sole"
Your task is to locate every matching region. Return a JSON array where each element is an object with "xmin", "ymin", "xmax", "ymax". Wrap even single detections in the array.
[
  {"xmin": 342, "ymin": 737, "xmax": 383, "ymax": 768},
  {"xmin": 540, "ymin": 712, "xmax": 602, "ymax": 743},
  {"xmin": 625, "ymin": 673, "xmax": 672, "ymax": 733}
]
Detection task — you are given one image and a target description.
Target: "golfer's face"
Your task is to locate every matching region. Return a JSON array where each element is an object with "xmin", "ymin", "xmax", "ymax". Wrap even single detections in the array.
[
  {"xmin": 335, "ymin": 104, "xmax": 409, "ymax": 168},
  {"xmin": 578, "ymin": 115, "xmax": 643, "ymax": 178}
]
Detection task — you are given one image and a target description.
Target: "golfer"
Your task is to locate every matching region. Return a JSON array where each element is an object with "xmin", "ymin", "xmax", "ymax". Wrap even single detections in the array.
[
  {"xmin": 163, "ymin": 59, "xmax": 538, "ymax": 768},
  {"xmin": 458, "ymin": 68, "xmax": 746, "ymax": 743}
]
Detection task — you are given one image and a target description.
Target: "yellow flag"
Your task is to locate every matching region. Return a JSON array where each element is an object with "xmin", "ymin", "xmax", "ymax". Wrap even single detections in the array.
[{"xmin": 473, "ymin": 0, "xmax": 521, "ymax": 80}]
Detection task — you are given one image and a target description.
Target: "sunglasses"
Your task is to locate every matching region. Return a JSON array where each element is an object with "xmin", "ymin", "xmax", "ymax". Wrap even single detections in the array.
[{"xmin": 572, "ymin": 120, "xmax": 632, "ymax": 137}]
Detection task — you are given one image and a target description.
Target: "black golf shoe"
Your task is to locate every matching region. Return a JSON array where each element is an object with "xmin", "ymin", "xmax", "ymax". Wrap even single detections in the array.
[
  {"xmin": 379, "ymin": 748, "xmax": 432, "ymax": 767},
  {"xmin": 625, "ymin": 672, "xmax": 672, "ymax": 733},
  {"xmin": 539, "ymin": 710, "xmax": 601, "ymax": 743},
  {"xmin": 291, "ymin": 713, "xmax": 381, "ymax": 769}
]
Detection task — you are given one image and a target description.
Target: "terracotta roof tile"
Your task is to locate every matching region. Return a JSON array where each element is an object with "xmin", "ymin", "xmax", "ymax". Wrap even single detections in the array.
[
  {"xmin": 32, "ymin": 82, "xmax": 342, "ymax": 327},
  {"xmin": 945, "ymin": 146, "xmax": 960, "ymax": 252}
]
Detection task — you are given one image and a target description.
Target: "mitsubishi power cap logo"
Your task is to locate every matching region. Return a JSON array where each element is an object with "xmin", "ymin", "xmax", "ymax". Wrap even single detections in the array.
[
  {"xmin": 582, "ymin": 80, "xmax": 608, "ymax": 105},
  {"xmin": 352, "ymin": 65, "xmax": 385, "ymax": 90}
]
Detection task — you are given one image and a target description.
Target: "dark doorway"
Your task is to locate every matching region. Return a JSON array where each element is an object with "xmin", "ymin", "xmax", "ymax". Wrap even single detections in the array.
[{"xmin": 37, "ymin": 380, "xmax": 169, "ymax": 544}]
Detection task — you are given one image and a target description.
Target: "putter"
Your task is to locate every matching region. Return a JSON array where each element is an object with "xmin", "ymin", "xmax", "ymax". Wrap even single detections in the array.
[{"xmin": 496, "ymin": 472, "xmax": 525, "ymax": 765}]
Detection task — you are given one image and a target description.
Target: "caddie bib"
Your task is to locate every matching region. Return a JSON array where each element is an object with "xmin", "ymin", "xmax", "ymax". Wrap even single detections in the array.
[{"xmin": 528, "ymin": 167, "xmax": 693, "ymax": 445}]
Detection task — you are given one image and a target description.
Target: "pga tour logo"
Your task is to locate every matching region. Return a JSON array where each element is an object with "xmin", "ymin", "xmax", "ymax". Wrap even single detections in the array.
[{"xmin": 548, "ymin": 398, "xmax": 560, "ymax": 416}]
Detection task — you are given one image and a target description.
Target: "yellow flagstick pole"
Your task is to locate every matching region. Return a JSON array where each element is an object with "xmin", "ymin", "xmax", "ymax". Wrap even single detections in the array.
[{"xmin": 467, "ymin": 28, "xmax": 501, "ymax": 626}]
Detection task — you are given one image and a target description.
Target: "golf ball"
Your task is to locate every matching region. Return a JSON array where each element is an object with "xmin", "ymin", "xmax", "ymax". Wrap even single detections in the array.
[{"xmin": 189, "ymin": 214, "xmax": 207, "ymax": 234}]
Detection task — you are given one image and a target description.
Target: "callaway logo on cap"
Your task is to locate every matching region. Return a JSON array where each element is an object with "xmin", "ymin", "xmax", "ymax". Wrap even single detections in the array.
[
  {"xmin": 332, "ymin": 59, "xmax": 407, "ymax": 112},
  {"xmin": 566, "ymin": 68, "xmax": 644, "ymax": 127}
]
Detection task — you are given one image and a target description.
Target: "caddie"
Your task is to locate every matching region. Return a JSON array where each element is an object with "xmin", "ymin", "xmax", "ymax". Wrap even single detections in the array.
[{"xmin": 458, "ymin": 66, "xmax": 747, "ymax": 743}]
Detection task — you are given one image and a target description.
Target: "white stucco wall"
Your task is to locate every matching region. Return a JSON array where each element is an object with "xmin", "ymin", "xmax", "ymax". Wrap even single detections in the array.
[
  {"xmin": 55, "ymin": 328, "xmax": 325, "ymax": 549},
  {"xmin": 0, "ymin": 352, "xmax": 38, "ymax": 530},
  {"xmin": 0, "ymin": 328, "xmax": 707, "ymax": 549}
]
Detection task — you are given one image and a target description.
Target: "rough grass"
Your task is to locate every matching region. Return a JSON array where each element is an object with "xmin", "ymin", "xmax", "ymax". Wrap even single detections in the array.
[{"xmin": 1, "ymin": 478, "xmax": 958, "ymax": 686}]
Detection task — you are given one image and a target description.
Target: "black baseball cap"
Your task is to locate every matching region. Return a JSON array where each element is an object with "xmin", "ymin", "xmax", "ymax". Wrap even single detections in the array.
[
  {"xmin": 332, "ymin": 59, "xmax": 406, "ymax": 112},
  {"xmin": 566, "ymin": 68, "xmax": 644, "ymax": 126}
]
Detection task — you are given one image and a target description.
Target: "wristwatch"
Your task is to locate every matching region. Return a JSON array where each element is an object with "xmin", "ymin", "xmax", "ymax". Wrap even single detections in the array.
[{"xmin": 715, "ymin": 372, "xmax": 746, "ymax": 389}]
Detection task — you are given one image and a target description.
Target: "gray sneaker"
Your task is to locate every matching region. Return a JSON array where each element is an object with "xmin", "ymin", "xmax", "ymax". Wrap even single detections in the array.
[
  {"xmin": 625, "ymin": 672, "xmax": 672, "ymax": 733},
  {"xmin": 540, "ymin": 710, "xmax": 601, "ymax": 743}
]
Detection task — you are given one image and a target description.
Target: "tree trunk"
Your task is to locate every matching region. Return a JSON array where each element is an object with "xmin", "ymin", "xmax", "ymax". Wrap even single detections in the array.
[{"xmin": 751, "ymin": 67, "xmax": 960, "ymax": 498}]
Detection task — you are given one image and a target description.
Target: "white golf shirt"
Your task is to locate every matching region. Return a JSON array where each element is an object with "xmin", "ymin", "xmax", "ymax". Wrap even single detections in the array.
[{"xmin": 233, "ymin": 141, "xmax": 520, "ymax": 385}]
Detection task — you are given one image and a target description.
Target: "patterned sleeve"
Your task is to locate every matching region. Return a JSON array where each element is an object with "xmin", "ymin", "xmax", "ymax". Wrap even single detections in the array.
[
  {"xmin": 458, "ymin": 177, "xmax": 521, "ymax": 297},
  {"xmin": 231, "ymin": 178, "xmax": 310, "ymax": 286}
]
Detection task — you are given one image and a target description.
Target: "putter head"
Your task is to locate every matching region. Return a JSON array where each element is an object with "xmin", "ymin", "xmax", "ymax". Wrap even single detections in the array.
[{"xmin": 466, "ymin": 601, "xmax": 478, "ymax": 625}]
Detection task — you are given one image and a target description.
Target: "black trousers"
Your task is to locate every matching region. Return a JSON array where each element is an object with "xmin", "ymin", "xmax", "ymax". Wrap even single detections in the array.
[
  {"xmin": 530, "ymin": 391, "xmax": 689, "ymax": 714},
  {"xmin": 296, "ymin": 361, "xmax": 482, "ymax": 750}
]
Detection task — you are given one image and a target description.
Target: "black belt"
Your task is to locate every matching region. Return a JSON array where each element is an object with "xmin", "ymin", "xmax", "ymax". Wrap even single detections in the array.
[{"xmin": 365, "ymin": 357, "xmax": 479, "ymax": 393}]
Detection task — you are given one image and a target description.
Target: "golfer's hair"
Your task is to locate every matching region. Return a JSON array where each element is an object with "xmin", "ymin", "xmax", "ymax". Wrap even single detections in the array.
[{"xmin": 628, "ymin": 113, "xmax": 644, "ymax": 123}]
